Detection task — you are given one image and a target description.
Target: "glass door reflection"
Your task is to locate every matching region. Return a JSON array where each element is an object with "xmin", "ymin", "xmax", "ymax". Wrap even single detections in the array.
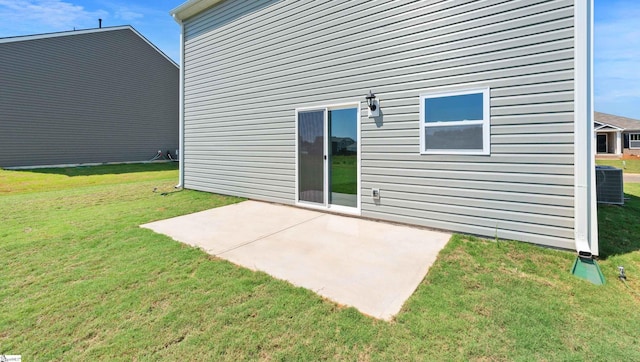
[{"xmin": 328, "ymin": 108, "xmax": 357, "ymax": 208}]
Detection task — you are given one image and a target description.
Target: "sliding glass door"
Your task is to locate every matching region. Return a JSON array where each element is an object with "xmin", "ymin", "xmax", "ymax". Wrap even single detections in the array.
[{"xmin": 297, "ymin": 105, "xmax": 359, "ymax": 211}]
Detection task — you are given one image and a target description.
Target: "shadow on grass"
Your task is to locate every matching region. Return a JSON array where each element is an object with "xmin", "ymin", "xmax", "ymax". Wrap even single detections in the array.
[
  {"xmin": 597, "ymin": 191, "xmax": 640, "ymax": 259},
  {"xmin": 153, "ymin": 189, "xmax": 183, "ymax": 197},
  {"xmin": 14, "ymin": 162, "xmax": 178, "ymax": 177}
]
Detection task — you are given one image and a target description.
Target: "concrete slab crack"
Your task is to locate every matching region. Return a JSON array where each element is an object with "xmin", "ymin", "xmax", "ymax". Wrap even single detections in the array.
[{"xmin": 216, "ymin": 214, "xmax": 326, "ymax": 256}]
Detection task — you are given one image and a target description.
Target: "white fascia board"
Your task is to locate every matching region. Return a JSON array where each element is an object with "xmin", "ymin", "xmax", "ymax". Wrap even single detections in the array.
[
  {"xmin": 594, "ymin": 122, "xmax": 624, "ymax": 131},
  {"xmin": 574, "ymin": 0, "xmax": 597, "ymax": 256},
  {"xmin": 171, "ymin": 0, "xmax": 225, "ymax": 22},
  {"xmin": 0, "ymin": 25, "xmax": 178, "ymax": 68}
]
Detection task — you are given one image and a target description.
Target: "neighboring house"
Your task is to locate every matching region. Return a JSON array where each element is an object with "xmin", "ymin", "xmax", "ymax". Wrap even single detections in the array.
[
  {"xmin": 331, "ymin": 137, "xmax": 356, "ymax": 155},
  {"xmin": 0, "ymin": 26, "xmax": 179, "ymax": 168},
  {"xmin": 171, "ymin": 1, "xmax": 598, "ymax": 255},
  {"xmin": 594, "ymin": 112, "xmax": 640, "ymax": 156}
]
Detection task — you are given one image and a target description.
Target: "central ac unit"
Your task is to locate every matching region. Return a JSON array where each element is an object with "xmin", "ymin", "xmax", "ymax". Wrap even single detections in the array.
[{"xmin": 595, "ymin": 165, "xmax": 624, "ymax": 205}]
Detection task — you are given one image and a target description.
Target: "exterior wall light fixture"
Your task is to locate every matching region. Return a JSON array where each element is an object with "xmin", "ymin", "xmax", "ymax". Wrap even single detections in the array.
[{"xmin": 365, "ymin": 90, "xmax": 380, "ymax": 118}]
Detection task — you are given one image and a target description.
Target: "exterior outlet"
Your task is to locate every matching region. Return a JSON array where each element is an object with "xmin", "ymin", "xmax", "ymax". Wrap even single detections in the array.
[{"xmin": 372, "ymin": 188, "xmax": 380, "ymax": 200}]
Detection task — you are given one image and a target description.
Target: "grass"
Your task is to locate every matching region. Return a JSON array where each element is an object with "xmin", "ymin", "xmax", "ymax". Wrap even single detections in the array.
[
  {"xmin": 1, "ymin": 163, "xmax": 639, "ymax": 360},
  {"xmin": 331, "ymin": 154, "xmax": 357, "ymax": 194},
  {"xmin": 0, "ymin": 163, "xmax": 180, "ymax": 194},
  {"xmin": 597, "ymin": 183, "xmax": 640, "ymax": 258},
  {"xmin": 596, "ymin": 158, "xmax": 640, "ymax": 173}
]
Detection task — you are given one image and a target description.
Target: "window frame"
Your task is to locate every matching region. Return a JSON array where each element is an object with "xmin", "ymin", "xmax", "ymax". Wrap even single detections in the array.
[
  {"xmin": 630, "ymin": 132, "xmax": 640, "ymax": 149},
  {"xmin": 419, "ymin": 87, "xmax": 490, "ymax": 155}
]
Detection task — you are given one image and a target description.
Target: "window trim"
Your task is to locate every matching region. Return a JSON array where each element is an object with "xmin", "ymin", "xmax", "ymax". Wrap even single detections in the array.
[
  {"xmin": 630, "ymin": 132, "xmax": 640, "ymax": 149},
  {"xmin": 419, "ymin": 87, "xmax": 490, "ymax": 155}
]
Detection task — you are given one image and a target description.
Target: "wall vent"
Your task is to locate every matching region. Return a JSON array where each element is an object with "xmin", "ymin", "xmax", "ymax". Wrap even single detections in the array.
[{"xmin": 595, "ymin": 165, "xmax": 624, "ymax": 205}]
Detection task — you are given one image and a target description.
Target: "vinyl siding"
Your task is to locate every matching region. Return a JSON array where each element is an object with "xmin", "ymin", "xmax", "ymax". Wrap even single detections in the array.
[
  {"xmin": 182, "ymin": 0, "xmax": 576, "ymax": 250},
  {"xmin": 0, "ymin": 28, "xmax": 178, "ymax": 168}
]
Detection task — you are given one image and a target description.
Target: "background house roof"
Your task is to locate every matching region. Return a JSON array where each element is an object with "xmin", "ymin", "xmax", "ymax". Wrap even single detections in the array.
[
  {"xmin": 594, "ymin": 111, "xmax": 640, "ymax": 131},
  {"xmin": 0, "ymin": 26, "xmax": 178, "ymax": 67}
]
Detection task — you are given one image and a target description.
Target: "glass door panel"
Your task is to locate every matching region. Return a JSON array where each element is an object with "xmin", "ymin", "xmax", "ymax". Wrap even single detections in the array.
[
  {"xmin": 328, "ymin": 108, "xmax": 357, "ymax": 208},
  {"xmin": 298, "ymin": 110, "xmax": 325, "ymax": 204}
]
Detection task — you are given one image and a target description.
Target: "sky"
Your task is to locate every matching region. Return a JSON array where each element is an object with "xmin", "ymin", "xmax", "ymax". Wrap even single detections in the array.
[
  {"xmin": 594, "ymin": 0, "xmax": 640, "ymax": 119},
  {"xmin": 0, "ymin": 0, "xmax": 184, "ymax": 61},
  {"xmin": 0, "ymin": 0, "xmax": 638, "ymax": 119}
]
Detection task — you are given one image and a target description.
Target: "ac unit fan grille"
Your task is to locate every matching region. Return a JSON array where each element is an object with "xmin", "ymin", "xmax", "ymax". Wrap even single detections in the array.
[{"xmin": 595, "ymin": 166, "xmax": 624, "ymax": 205}]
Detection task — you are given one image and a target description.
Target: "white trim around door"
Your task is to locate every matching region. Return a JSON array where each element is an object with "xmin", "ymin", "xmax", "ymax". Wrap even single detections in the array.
[{"xmin": 294, "ymin": 101, "xmax": 361, "ymax": 215}]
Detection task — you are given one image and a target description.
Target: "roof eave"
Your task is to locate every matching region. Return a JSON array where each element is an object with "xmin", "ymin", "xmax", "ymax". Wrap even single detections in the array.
[
  {"xmin": 170, "ymin": 0, "xmax": 225, "ymax": 23},
  {"xmin": 594, "ymin": 123, "xmax": 624, "ymax": 131}
]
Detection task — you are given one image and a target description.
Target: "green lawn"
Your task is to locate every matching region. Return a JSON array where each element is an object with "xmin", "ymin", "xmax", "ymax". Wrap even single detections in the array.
[
  {"xmin": 596, "ymin": 158, "xmax": 640, "ymax": 173},
  {"xmin": 1, "ymin": 163, "xmax": 639, "ymax": 360},
  {"xmin": 331, "ymin": 154, "xmax": 357, "ymax": 195}
]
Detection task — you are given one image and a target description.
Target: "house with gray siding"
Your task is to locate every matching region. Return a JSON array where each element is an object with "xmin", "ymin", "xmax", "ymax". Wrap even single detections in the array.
[
  {"xmin": 594, "ymin": 112, "xmax": 640, "ymax": 156},
  {"xmin": 0, "ymin": 26, "xmax": 179, "ymax": 168},
  {"xmin": 171, "ymin": 0, "xmax": 598, "ymax": 255}
]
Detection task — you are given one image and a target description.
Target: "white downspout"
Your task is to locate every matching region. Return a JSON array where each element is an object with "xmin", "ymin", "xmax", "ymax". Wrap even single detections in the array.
[
  {"xmin": 587, "ymin": 0, "xmax": 598, "ymax": 256},
  {"xmin": 175, "ymin": 18, "xmax": 185, "ymax": 188},
  {"xmin": 574, "ymin": 0, "xmax": 597, "ymax": 256}
]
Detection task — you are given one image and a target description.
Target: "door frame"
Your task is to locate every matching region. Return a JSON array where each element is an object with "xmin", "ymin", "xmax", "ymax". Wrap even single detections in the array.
[{"xmin": 294, "ymin": 101, "xmax": 361, "ymax": 215}]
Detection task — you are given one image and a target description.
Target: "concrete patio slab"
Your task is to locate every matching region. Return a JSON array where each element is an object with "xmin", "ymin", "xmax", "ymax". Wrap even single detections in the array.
[
  {"xmin": 141, "ymin": 200, "xmax": 451, "ymax": 320},
  {"xmin": 141, "ymin": 201, "xmax": 322, "ymax": 254}
]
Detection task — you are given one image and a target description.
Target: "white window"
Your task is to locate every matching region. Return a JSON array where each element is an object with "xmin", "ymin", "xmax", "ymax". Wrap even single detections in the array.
[
  {"xmin": 630, "ymin": 133, "xmax": 640, "ymax": 149},
  {"xmin": 420, "ymin": 88, "xmax": 490, "ymax": 155}
]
